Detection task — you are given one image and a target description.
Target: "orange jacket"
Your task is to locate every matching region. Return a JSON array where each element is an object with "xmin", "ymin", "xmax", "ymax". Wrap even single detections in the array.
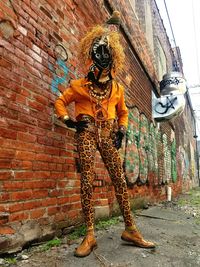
[{"xmin": 54, "ymin": 78, "xmax": 128, "ymax": 127}]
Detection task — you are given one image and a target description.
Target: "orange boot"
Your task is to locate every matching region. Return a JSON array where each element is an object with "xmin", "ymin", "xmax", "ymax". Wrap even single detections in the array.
[
  {"xmin": 121, "ymin": 228, "xmax": 155, "ymax": 248},
  {"xmin": 74, "ymin": 231, "xmax": 97, "ymax": 257}
]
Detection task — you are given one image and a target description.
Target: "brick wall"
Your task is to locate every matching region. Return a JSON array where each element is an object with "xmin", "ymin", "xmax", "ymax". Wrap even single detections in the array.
[{"xmin": 0, "ymin": 0, "xmax": 197, "ymax": 253}]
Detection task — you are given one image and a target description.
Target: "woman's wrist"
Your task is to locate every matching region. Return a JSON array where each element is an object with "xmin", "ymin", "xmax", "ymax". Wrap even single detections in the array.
[
  {"xmin": 118, "ymin": 125, "xmax": 126, "ymax": 135},
  {"xmin": 62, "ymin": 115, "xmax": 70, "ymax": 122}
]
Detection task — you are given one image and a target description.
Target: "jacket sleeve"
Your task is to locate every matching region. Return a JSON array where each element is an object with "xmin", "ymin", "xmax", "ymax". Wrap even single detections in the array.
[
  {"xmin": 116, "ymin": 85, "xmax": 128, "ymax": 127},
  {"xmin": 54, "ymin": 86, "xmax": 76, "ymax": 119}
]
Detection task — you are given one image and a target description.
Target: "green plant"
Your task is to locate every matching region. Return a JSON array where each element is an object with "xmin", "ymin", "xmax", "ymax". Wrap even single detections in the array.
[
  {"xmin": 5, "ymin": 257, "xmax": 17, "ymax": 264},
  {"xmin": 41, "ymin": 237, "xmax": 61, "ymax": 251},
  {"xmin": 178, "ymin": 189, "xmax": 200, "ymax": 207},
  {"xmin": 96, "ymin": 217, "xmax": 120, "ymax": 230},
  {"xmin": 67, "ymin": 216, "xmax": 120, "ymax": 240},
  {"xmin": 194, "ymin": 218, "xmax": 200, "ymax": 225},
  {"xmin": 68, "ymin": 225, "xmax": 87, "ymax": 240}
]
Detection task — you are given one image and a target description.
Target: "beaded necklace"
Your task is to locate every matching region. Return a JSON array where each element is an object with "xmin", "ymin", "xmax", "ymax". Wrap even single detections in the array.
[
  {"xmin": 88, "ymin": 81, "xmax": 112, "ymax": 142},
  {"xmin": 89, "ymin": 81, "xmax": 111, "ymax": 101}
]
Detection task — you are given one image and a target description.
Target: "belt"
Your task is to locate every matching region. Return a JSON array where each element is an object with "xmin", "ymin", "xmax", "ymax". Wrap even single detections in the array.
[{"xmin": 77, "ymin": 115, "xmax": 117, "ymax": 140}]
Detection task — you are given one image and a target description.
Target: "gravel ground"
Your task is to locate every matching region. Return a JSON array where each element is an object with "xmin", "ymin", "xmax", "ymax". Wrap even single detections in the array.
[{"xmin": 1, "ymin": 187, "xmax": 200, "ymax": 267}]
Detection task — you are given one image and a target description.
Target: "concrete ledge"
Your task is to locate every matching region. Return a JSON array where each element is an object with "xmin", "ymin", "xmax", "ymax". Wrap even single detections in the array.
[{"xmin": 95, "ymin": 205, "xmax": 110, "ymax": 220}]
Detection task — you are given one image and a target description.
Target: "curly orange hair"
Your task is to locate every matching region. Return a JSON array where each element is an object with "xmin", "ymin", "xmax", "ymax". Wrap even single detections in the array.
[{"xmin": 78, "ymin": 25, "xmax": 125, "ymax": 75}]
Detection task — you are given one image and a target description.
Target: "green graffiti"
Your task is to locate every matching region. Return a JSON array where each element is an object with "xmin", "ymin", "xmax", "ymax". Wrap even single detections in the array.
[
  {"xmin": 138, "ymin": 114, "xmax": 149, "ymax": 184},
  {"xmin": 171, "ymin": 138, "xmax": 177, "ymax": 182},
  {"xmin": 148, "ymin": 123, "xmax": 158, "ymax": 174},
  {"xmin": 125, "ymin": 108, "xmax": 140, "ymax": 185},
  {"xmin": 156, "ymin": 131, "xmax": 163, "ymax": 185},
  {"xmin": 162, "ymin": 134, "xmax": 171, "ymax": 184},
  {"xmin": 125, "ymin": 107, "xmax": 179, "ymax": 187}
]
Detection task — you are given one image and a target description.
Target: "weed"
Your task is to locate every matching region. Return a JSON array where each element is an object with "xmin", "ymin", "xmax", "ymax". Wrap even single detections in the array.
[
  {"xmin": 41, "ymin": 237, "xmax": 61, "ymax": 251},
  {"xmin": 178, "ymin": 189, "xmax": 200, "ymax": 207},
  {"xmin": 96, "ymin": 217, "xmax": 120, "ymax": 230},
  {"xmin": 67, "ymin": 216, "xmax": 120, "ymax": 240},
  {"xmin": 4, "ymin": 257, "xmax": 17, "ymax": 264},
  {"xmin": 67, "ymin": 225, "xmax": 87, "ymax": 240}
]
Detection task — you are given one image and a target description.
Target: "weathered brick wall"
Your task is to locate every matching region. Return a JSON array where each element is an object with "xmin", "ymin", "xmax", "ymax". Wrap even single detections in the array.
[
  {"xmin": 151, "ymin": 0, "xmax": 174, "ymax": 73},
  {"xmin": 0, "ymin": 0, "xmax": 197, "ymax": 253}
]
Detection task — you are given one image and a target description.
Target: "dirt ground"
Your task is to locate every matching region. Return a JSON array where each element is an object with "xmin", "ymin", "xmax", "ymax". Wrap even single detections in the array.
[{"xmin": 1, "ymin": 188, "xmax": 200, "ymax": 267}]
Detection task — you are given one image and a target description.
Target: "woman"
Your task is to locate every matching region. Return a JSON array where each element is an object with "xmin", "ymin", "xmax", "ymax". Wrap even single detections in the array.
[{"xmin": 55, "ymin": 11, "xmax": 155, "ymax": 257}]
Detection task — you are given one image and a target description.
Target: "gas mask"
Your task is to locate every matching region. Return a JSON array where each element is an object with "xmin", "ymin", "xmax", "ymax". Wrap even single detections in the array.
[{"xmin": 88, "ymin": 36, "xmax": 113, "ymax": 84}]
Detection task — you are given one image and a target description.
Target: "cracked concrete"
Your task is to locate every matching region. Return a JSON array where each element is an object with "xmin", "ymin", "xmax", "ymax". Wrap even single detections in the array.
[{"xmin": 2, "ymin": 190, "xmax": 200, "ymax": 267}]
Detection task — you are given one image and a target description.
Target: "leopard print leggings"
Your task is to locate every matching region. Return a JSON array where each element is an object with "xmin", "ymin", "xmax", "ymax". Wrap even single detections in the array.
[{"xmin": 76, "ymin": 123, "xmax": 135, "ymax": 230}]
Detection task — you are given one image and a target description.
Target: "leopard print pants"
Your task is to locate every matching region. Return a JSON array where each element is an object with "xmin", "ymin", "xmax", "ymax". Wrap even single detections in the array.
[{"xmin": 76, "ymin": 124, "xmax": 135, "ymax": 230}]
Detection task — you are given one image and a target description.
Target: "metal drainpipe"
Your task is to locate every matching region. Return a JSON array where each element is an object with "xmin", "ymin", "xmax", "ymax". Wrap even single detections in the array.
[{"xmin": 194, "ymin": 122, "xmax": 200, "ymax": 186}]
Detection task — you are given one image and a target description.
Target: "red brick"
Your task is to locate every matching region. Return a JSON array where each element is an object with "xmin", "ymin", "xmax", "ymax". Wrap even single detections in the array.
[
  {"xmin": 57, "ymin": 197, "xmax": 70, "ymax": 205},
  {"xmin": 0, "ymin": 227, "xmax": 15, "ymax": 235},
  {"xmin": 0, "ymin": 171, "xmax": 12, "ymax": 180},
  {"xmin": 9, "ymin": 203, "xmax": 24, "ymax": 212},
  {"xmin": 0, "ymin": 1, "xmax": 18, "ymax": 19},
  {"xmin": 25, "ymin": 63, "xmax": 42, "ymax": 78},
  {"xmin": 68, "ymin": 209, "xmax": 80, "ymax": 218},
  {"xmin": 16, "ymin": 94, "xmax": 27, "ymax": 105},
  {"xmin": 24, "ymin": 200, "xmax": 42, "ymax": 210},
  {"xmin": 17, "ymin": 132, "xmax": 37, "ymax": 143},
  {"xmin": 11, "ymin": 190, "xmax": 33, "ymax": 201},
  {"xmin": 23, "ymin": 180, "xmax": 56, "ymax": 189},
  {"xmin": 27, "ymin": 48, "xmax": 42, "ymax": 63},
  {"xmin": 0, "ymin": 204, "xmax": 7, "ymax": 212},
  {"xmin": 32, "ymin": 161, "xmax": 49, "ymax": 171},
  {"xmin": 35, "ymin": 153, "xmax": 52, "ymax": 162},
  {"xmin": 12, "ymin": 160, "xmax": 33, "ymax": 170},
  {"xmin": 21, "ymin": 2, "xmax": 38, "ymax": 20},
  {"xmin": 3, "ymin": 181, "xmax": 24, "ymax": 190},
  {"xmin": 18, "ymin": 113, "xmax": 38, "ymax": 126},
  {"xmin": 44, "ymin": 147, "xmax": 60, "ymax": 156},
  {"xmin": 0, "ymin": 193, "xmax": 10, "ymax": 202},
  {"xmin": 0, "ymin": 106, "xmax": 18, "ymax": 120},
  {"xmin": 0, "ymin": 128, "xmax": 17, "ymax": 140},
  {"xmin": 0, "ymin": 159, "xmax": 11, "ymax": 169},
  {"xmin": 9, "ymin": 212, "xmax": 29, "ymax": 222},
  {"xmin": 54, "ymin": 212, "xmax": 66, "ymax": 222},
  {"xmin": 0, "ymin": 58, "xmax": 12, "ymax": 70},
  {"xmin": 41, "ymin": 198, "xmax": 57, "ymax": 206},
  {"xmin": 69, "ymin": 195, "xmax": 80, "ymax": 203},
  {"xmin": 30, "ymin": 208, "xmax": 45, "ymax": 219},
  {"xmin": 48, "ymin": 206, "xmax": 60, "ymax": 215},
  {"xmin": 0, "ymin": 67, "xmax": 22, "ymax": 85},
  {"xmin": 49, "ymin": 189, "xmax": 63, "ymax": 197},
  {"xmin": 16, "ymin": 151, "xmax": 36, "ymax": 161},
  {"xmin": 33, "ymin": 171, "xmax": 51, "ymax": 179},
  {"xmin": 33, "ymin": 190, "xmax": 48, "ymax": 198}
]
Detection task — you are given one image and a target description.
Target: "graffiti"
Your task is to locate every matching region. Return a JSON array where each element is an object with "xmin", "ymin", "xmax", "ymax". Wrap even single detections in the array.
[
  {"xmin": 153, "ymin": 72, "xmax": 186, "ymax": 122},
  {"xmin": 124, "ymin": 108, "xmax": 177, "ymax": 186},
  {"xmin": 163, "ymin": 134, "xmax": 171, "ymax": 184},
  {"xmin": 156, "ymin": 131, "xmax": 164, "ymax": 185},
  {"xmin": 49, "ymin": 58, "xmax": 69, "ymax": 94},
  {"xmin": 54, "ymin": 44, "xmax": 68, "ymax": 61},
  {"xmin": 160, "ymin": 77, "xmax": 183, "ymax": 90},
  {"xmin": 49, "ymin": 44, "xmax": 78, "ymax": 95},
  {"xmin": 138, "ymin": 113, "xmax": 148, "ymax": 184},
  {"xmin": 178, "ymin": 146, "xmax": 189, "ymax": 180},
  {"xmin": 171, "ymin": 138, "xmax": 177, "ymax": 182},
  {"xmin": 123, "ymin": 106, "xmax": 182, "ymax": 187},
  {"xmin": 149, "ymin": 123, "xmax": 159, "ymax": 185},
  {"xmin": 154, "ymin": 95, "xmax": 177, "ymax": 115},
  {"xmin": 124, "ymin": 107, "xmax": 140, "ymax": 185}
]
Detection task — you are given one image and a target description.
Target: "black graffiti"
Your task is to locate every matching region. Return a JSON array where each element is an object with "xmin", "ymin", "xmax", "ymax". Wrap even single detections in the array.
[
  {"xmin": 154, "ymin": 96, "xmax": 177, "ymax": 114},
  {"xmin": 160, "ymin": 77, "xmax": 182, "ymax": 90}
]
